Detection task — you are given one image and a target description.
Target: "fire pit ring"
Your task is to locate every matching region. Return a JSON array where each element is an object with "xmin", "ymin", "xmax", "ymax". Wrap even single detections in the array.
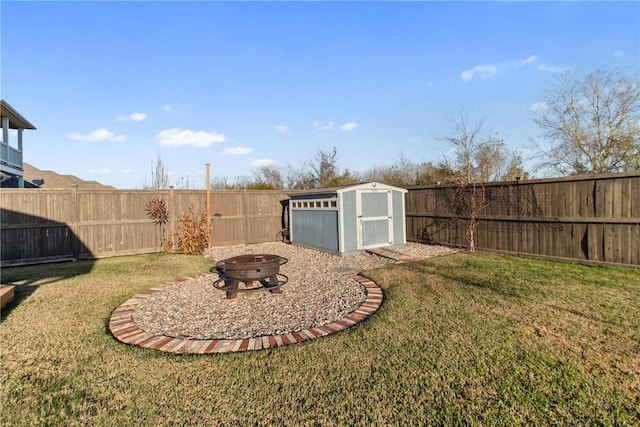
[{"xmin": 212, "ymin": 254, "xmax": 288, "ymax": 299}]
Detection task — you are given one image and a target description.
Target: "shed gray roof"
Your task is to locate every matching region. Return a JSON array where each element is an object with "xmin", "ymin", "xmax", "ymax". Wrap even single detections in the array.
[
  {"xmin": 1, "ymin": 99, "xmax": 36, "ymax": 130},
  {"xmin": 289, "ymin": 181, "xmax": 407, "ymax": 197}
]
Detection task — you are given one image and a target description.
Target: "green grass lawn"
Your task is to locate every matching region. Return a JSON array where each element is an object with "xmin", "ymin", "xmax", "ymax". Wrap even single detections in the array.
[{"xmin": 1, "ymin": 252, "xmax": 638, "ymax": 426}]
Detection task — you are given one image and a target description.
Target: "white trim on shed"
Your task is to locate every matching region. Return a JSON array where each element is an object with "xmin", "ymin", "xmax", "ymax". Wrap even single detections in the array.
[{"xmin": 288, "ymin": 182, "xmax": 407, "ymax": 256}]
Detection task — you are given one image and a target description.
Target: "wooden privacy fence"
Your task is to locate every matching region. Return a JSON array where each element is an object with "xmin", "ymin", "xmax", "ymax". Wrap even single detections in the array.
[
  {"xmin": 405, "ymin": 172, "xmax": 640, "ymax": 267},
  {"xmin": 1, "ymin": 188, "xmax": 290, "ymax": 266},
  {"xmin": 3, "ymin": 173, "xmax": 639, "ymax": 267}
]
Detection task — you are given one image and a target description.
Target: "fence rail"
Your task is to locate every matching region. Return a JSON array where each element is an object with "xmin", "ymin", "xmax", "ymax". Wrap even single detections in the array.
[
  {"xmin": 405, "ymin": 172, "xmax": 640, "ymax": 267},
  {"xmin": 1, "ymin": 188, "xmax": 291, "ymax": 266}
]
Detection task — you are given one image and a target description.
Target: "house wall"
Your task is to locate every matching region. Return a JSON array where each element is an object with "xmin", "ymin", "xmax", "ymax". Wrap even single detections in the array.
[{"xmin": 1, "ymin": 118, "xmax": 24, "ymax": 178}]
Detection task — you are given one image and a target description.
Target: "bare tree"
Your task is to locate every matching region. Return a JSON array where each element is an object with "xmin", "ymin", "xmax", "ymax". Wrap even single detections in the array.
[
  {"xmin": 210, "ymin": 176, "xmax": 232, "ymax": 189},
  {"xmin": 283, "ymin": 164, "xmax": 307, "ymax": 189},
  {"xmin": 383, "ymin": 152, "xmax": 417, "ymax": 186},
  {"xmin": 144, "ymin": 151, "xmax": 170, "ymax": 189},
  {"xmin": 439, "ymin": 111, "xmax": 521, "ymax": 251},
  {"xmin": 360, "ymin": 154, "xmax": 461, "ymax": 187},
  {"xmin": 361, "ymin": 152, "xmax": 420, "ymax": 187},
  {"xmin": 251, "ymin": 165, "xmax": 284, "ymax": 190},
  {"xmin": 231, "ymin": 175, "xmax": 252, "ymax": 189},
  {"xmin": 326, "ymin": 168, "xmax": 359, "ymax": 187},
  {"xmin": 209, "ymin": 175, "xmax": 251, "ymax": 190},
  {"xmin": 306, "ymin": 147, "xmax": 359, "ymax": 188},
  {"xmin": 174, "ymin": 176, "xmax": 194, "ymax": 189},
  {"xmin": 442, "ymin": 112, "xmax": 518, "ymax": 182},
  {"xmin": 415, "ymin": 162, "xmax": 458, "ymax": 185},
  {"xmin": 534, "ymin": 68, "xmax": 640, "ymax": 175},
  {"xmin": 310, "ymin": 147, "xmax": 338, "ymax": 187}
]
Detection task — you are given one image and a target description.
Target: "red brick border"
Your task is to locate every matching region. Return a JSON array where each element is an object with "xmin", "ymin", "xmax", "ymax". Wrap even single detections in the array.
[{"xmin": 108, "ymin": 273, "xmax": 383, "ymax": 354}]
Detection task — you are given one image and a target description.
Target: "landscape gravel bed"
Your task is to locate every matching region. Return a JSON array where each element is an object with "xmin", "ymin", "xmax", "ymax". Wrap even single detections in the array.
[{"xmin": 131, "ymin": 242, "xmax": 454, "ymax": 340}]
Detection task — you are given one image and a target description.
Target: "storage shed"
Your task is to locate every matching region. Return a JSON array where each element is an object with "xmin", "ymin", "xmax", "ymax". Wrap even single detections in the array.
[{"xmin": 289, "ymin": 182, "xmax": 407, "ymax": 256}]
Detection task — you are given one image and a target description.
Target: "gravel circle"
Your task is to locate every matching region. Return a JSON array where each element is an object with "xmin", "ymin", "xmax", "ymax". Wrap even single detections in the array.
[{"xmin": 131, "ymin": 242, "xmax": 454, "ymax": 340}]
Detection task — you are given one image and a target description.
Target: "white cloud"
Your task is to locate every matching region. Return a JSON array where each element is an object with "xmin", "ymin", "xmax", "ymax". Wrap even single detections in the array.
[
  {"xmin": 156, "ymin": 128, "xmax": 225, "ymax": 147},
  {"xmin": 460, "ymin": 55, "xmax": 537, "ymax": 82},
  {"xmin": 219, "ymin": 146, "xmax": 252, "ymax": 156},
  {"xmin": 275, "ymin": 125, "xmax": 288, "ymax": 133},
  {"xmin": 614, "ymin": 50, "xmax": 623, "ymax": 58},
  {"xmin": 461, "ymin": 64, "xmax": 497, "ymax": 81},
  {"xmin": 251, "ymin": 158, "xmax": 274, "ymax": 168},
  {"xmin": 89, "ymin": 168, "xmax": 111, "ymax": 175},
  {"xmin": 520, "ymin": 55, "xmax": 537, "ymax": 65},
  {"xmin": 162, "ymin": 103, "xmax": 187, "ymax": 114},
  {"xmin": 68, "ymin": 128, "xmax": 126, "ymax": 142},
  {"xmin": 313, "ymin": 121, "xmax": 335, "ymax": 131},
  {"xmin": 537, "ymin": 64, "xmax": 569, "ymax": 73},
  {"xmin": 530, "ymin": 101, "xmax": 548, "ymax": 112},
  {"xmin": 116, "ymin": 112, "xmax": 147, "ymax": 122},
  {"xmin": 341, "ymin": 122, "xmax": 358, "ymax": 131}
]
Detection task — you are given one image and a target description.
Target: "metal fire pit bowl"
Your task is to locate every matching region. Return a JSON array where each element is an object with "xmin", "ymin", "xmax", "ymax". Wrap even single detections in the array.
[{"xmin": 212, "ymin": 254, "xmax": 288, "ymax": 299}]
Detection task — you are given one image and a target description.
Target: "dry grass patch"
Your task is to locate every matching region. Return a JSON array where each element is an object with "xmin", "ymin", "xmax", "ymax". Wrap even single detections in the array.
[{"xmin": 1, "ymin": 252, "xmax": 638, "ymax": 425}]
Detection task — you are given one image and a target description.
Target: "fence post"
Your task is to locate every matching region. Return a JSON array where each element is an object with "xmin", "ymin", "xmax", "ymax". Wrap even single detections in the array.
[
  {"xmin": 169, "ymin": 186, "xmax": 175, "ymax": 250},
  {"xmin": 243, "ymin": 189, "xmax": 249, "ymax": 244},
  {"xmin": 206, "ymin": 163, "xmax": 211, "ymax": 249},
  {"xmin": 72, "ymin": 185, "xmax": 80, "ymax": 260}
]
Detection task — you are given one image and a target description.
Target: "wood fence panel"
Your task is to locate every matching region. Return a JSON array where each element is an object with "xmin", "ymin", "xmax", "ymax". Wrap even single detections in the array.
[
  {"xmin": 406, "ymin": 172, "xmax": 640, "ymax": 267},
  {"xmin": 243, "ymin": 191, "xmax": 289, "ymax": 243},
  {"xmin": 76, "ymin": 190, "xmax": 169, "ymax": 259},
  {"xmin": 1, "ymin": 189, "xmax": 76, "ymax": 263},
  {"xmin": 210, "ymin": 192, "xmax": 246, "ymax": 245},
  {"xmin": 1, "ymin": 188, "xmax": 292, "ymax": 265}
]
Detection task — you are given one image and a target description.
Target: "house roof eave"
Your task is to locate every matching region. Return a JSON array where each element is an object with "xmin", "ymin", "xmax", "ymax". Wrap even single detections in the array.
[{"xmin": 1, "ymin": 99, "xmax": 37, "ymax": 130}]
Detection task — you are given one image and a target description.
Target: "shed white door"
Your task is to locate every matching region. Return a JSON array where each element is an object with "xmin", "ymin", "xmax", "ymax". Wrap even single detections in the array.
[{"xmin": 356, "ymin": 190, "xmax": 393, "ymax": 249}]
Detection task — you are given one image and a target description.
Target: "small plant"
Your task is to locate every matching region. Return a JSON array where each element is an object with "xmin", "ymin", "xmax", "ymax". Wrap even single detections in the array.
[
  {"xmin": 173, "ymin": 204, "xmax": 210, "ymax": 255},
  {"xmin": 145, "ymin": 200, "xmax": 210, "ymax": 254},
  {"xmin": 145, "ymin": 198, "xmax": 172, "ymax": 251},
  {"xmin": 145, "ymin": 198, "xmax": 169, "ymax": 225}
]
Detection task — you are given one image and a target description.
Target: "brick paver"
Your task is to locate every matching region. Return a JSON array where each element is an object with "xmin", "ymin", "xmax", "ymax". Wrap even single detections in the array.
[{"xmin": 108, "ymin": 273, "xmax": 383, "ymax": 354}]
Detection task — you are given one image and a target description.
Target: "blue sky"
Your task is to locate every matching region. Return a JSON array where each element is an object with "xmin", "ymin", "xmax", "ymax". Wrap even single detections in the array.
[{"xmin": 2, "ymin": 1, "xmax": 638, "ymax": 189}]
